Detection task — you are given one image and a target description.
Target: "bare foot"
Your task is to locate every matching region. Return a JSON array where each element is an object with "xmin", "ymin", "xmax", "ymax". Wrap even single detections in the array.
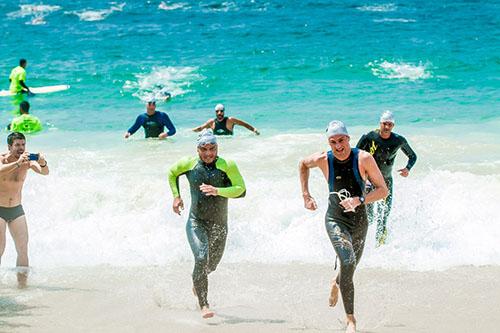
[
  {"xmin": 17, "ymin": 272, "xmax": 28, "ymax": 289},
  {"xmin": 329, "ymin": 280, "xmax": 339, "ymax": 307},
  {"xmin": 201, "ymin": 306, "xmax": 215, "ymax": 319},
  {"xmin": 346, "ymin": 314, "xmax": 356, "ymax": 333}
]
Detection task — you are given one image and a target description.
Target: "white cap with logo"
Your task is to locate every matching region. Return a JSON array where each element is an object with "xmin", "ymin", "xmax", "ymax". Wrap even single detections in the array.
[
  {"xmin": 380, "ymin": 110, "xmax": 395, "ymax": 123},
  {"xmin": 326, "ymin": 120, "xmax": 349, "ymax": 138},
  {"xmin": 197, "ymin": 129, "xmax": 217, "ymax": 146}
]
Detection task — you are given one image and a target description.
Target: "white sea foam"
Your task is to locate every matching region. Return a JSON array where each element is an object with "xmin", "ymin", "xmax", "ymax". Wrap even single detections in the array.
[
  {"xmin": 123, "ymin": 66, "xmax": 203, "ymax": 102},
  {"xmin": 1, "ymin": 131, "xmax": 498, "ymax": 271},
  {"xmin": 368, "ymin": 60, "xmax": 432, "ymax": 80},
  {"xmin": 7, "ymin": 4, "xmax": 61, "ymax": 25},
  {"xmin": 69, "ymin": 3, "xmax": 125, "ymax": 22},
  {"xmin": 158, "ymin": 1, "xmax": 190, "ymax": 11},
  {"xmin": 7, "ymin": 4, "xmax": 61, "ymax": 18},
  {"xmin": 374, "ymin": 18, "xmax": 416, "ymax": 23},
  {"xmin": 357, "ymin": 3, "xmax": 397, "ymax": 12}
]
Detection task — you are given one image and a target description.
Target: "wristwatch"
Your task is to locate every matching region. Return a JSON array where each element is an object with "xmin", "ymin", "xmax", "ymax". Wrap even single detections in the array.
[{"xmin": 358, "ymin": 196, "xmax": 365, "ymax": 205}]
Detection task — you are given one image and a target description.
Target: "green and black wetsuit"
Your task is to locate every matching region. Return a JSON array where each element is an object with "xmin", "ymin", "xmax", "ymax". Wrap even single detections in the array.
[
  {"xmin": 356, "ymin": 130, "xmax": 417, "ymax": 244},
  {"xmin": 325, "ymin": 148, "xmax": 367, "ymax": 315},
  {"xmin": 168, "ymin": 156, "xmax": 245, "ymax": 308},
  {"xmin": 213, "ymin": 117, "xmax": 233, "ymax": 136}
]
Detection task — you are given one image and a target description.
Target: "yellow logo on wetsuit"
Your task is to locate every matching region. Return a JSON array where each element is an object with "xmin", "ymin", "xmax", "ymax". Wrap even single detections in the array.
[{"xmin": 369, "ymin": 140, "xmax": 378, "ymax": 155}]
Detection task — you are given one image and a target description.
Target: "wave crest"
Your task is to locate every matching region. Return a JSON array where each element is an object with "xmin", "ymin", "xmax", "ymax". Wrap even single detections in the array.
[{"xmin": 368, "ymin": 60, "xmax": 432, "ymax": 80}]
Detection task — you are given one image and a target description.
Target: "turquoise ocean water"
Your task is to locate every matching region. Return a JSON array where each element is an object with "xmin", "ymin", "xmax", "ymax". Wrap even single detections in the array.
[{"xmin": 0, "ymin": 1, "xmax": 499, "ymax": 270}]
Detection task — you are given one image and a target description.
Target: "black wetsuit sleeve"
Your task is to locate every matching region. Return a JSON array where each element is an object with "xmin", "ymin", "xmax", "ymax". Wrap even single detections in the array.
[
  {"xmin": 127, "ymin": 114, "xmax": 145, "ymax": 134},
  {"xmin": 356, "ymin": 134, "xmax": 369, "ymax": 151},
  {"xmin": 161, "ymin": 113, "xmax": 176, "ymax": 136},
  {"xmin": 400, "ymin": 138, "xmax": 417, "ymax": 170}
]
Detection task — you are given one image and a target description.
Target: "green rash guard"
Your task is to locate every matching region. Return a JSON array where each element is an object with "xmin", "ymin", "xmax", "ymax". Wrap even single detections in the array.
[
  {"xmin": 10, "ymin": 114, "xmax": 43, "ymax": 133},
  {"xmin": 9, "ymin": 66, "xmax": 26, "ymax": 93},
  {"xmin": 168, "ymin": 156, "xmax": 246, "ymax": 222}
]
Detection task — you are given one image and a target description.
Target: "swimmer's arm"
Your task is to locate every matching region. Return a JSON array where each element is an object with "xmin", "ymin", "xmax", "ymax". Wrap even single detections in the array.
[
  {"xmin": 229, "ymin": 117, "xmax": 260, "ymax": 135},
  {"xmin": 126, "ymin": 115, "xmax": 145, "ymax": 136},
  {"xmin": 362, "ymin": 153, "xmax": 388, "ymax": 204},
  {"xmin": 192, "ymin": 119, "xmax": 213, "ymax": 132},
  {"xmin": 400, "ymin": 138, "xmax": 417, "ymax": 171},
  {"xmin": 168, "ymin": 157, "xmax": 197, "ymax": 197},
  {"xmin": 299, "ymin": 152, "xmax": 327, "ymax": 210},
  {"xmin": 216, "ymin": 160, "xmax": 246, "ymax": 198},
  {"xmin": 160, "ymin": 113, "xmax": 176, "ymax": 137},
  {"xmin": 299, "ymin": 152, "xmax": 326, "ymax": 197}
]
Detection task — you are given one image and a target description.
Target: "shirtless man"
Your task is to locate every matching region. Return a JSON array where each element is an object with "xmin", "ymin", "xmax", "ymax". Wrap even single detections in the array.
[{"xmin": 0, "ymin": 132, "xmax": 49, "ymax": 287}]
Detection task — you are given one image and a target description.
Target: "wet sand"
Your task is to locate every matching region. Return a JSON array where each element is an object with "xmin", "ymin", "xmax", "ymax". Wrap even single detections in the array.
[{"xmin": 1, "ymin": 263, "xmax": 499, "ymax": 332}]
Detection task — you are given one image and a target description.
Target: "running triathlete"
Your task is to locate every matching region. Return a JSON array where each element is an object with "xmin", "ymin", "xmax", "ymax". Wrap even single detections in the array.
[
  {"xmin": 356, "ymin": 110, "xmax": 417, "ymax": 245},
  {"xmin": 167, "ymin": 129, "xmax": 246, "ymax": 318},
  {"xmin": 299, "ymin": 120, "xmax": 388, "ymax": 333}
]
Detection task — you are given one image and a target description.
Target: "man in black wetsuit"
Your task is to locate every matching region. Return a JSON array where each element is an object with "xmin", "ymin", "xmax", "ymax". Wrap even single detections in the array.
[
  {"xmin": 168, "ymin": 129, "xmax": 246, "ymax": 319},
  {"xmin": 192, "ymin": 104, "xmax": 260, "ymax": 136},
  {"xmin": 124, "ymin": 97, "xmax": 176, "ymax": 139},
  {"xmin": 299, "ymin": 120, "xmax": 387, "ymax": 333},
  {"xmin": 356, "ymin": 111, "xmax": 417, "ymax": 246}
]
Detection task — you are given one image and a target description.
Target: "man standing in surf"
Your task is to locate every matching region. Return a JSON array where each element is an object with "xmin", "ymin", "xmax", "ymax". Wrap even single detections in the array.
[
  {"xmin": 167, "ymin": 129, "xmax": 246, "ymax": 318},
  {"xmin": 0, "ymin": 132, "xmax": 49, "ymax": 288},
  {"xmin": 9, "ymin": 59, "xmax": 32, "ymax": 95},
  {"xmin": 356, "ymin": 110, "xmax": 417, "ymax": 245},
  {"xmin": 299, "ymin": 121, "xmax": 387, "ymax": 333},
  {"xmin": 124, "ymin": 97, "xmax": 176, "ymax": 139},
  {"xmin": 192, "ymin": 103, "xmax": 260, "ymax": 136}
]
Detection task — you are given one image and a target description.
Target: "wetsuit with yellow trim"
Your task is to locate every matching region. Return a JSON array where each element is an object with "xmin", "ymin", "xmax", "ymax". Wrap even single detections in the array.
[
  {"xmin": 168, "ymin": 156, "xmax": 245, "ymax": 308},
  {"xmin": 356, "ymin": 129, "xmax": 417, "ymax": 245},
  {"xmin": 326, "ymin": 148, "xmax": 367, "ymax": 316}
]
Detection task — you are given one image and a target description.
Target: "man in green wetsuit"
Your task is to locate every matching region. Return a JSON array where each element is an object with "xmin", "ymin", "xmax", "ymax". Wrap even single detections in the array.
[
  {"xmin": 8, "ymin": 102, "xmax": 43, "ymax": 134},
  {"xmin": 168, "ymin": 129, "xmax": 246, "ymax": 319},
  {"xmin": 356, "ymin": 111, "xmax": 417, "ymax": 246},
  {"xmin": 9, "ymin": 59, "xmax": 32, "ymax": 95},
  {"xmin": 192, "ymin": 104, "xmax": 260, "ymax": 136}
]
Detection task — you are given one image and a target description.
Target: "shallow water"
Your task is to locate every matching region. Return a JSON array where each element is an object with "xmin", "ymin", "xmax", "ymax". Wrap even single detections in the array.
[{"xmin": 0, "ymin": 0, "xmax": 498, "ymax": 271}]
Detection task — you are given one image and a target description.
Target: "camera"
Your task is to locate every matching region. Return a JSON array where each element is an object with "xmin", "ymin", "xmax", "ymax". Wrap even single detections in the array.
[{"xmin": 28, "ymin": 153, "xmax": 39, "ymax": 161}]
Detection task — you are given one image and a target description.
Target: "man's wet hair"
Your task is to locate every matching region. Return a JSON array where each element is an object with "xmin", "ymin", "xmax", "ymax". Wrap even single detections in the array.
[
  {"xmin": 20, "ymin": 59, "xmax": 27, "ymax": 66},
  {"xmin": 20, "ymin": 101, "xmax": 30, "ymax": 113},
  {"xmin": 7, "ymin": 132, "xmax": 26, "ymax": 146}
]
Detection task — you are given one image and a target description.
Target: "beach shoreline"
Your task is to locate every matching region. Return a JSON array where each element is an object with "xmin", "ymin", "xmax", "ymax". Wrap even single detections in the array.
[{"xmin": 1, "ymin": 263, "xmax": 499, "ymax": 332}]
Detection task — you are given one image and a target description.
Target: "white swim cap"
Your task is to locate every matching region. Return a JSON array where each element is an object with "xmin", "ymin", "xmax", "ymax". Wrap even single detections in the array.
[
  {"xmin": 326, "ymin": 120, "xmax": 349, "ymax": 138},
  {"xmin": 380, "ymin": 110, "xmax": 394, "ymax": 123},
  {"xmin": 146, "ymin": 95, "xmax": 156, "ymax": 103},
  {"xmin": 215, "ymin": 103, "xmax": 225, "ymax": 111},
  {"xmin": 197, "ymin": 129, "xmax": 217, "ymax": 146}
]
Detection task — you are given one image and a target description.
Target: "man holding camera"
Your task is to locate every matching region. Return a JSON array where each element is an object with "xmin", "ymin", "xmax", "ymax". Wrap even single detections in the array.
[{"xmin": 0, "ymin": 132, "xmax": 49, "ymax": 287}]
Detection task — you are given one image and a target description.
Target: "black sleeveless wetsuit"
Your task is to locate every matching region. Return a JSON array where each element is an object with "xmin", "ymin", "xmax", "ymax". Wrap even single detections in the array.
[
  {"xmin": 213, "ymin": 117, "xmax": 233, "ymax": 136},
  {"xmin": 325, "ymin": 149, "xmax": 368, "ymax": 315},
  {"xmin": 356, "ymin": 130, "xmax": 417, "ymax": 244}
]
